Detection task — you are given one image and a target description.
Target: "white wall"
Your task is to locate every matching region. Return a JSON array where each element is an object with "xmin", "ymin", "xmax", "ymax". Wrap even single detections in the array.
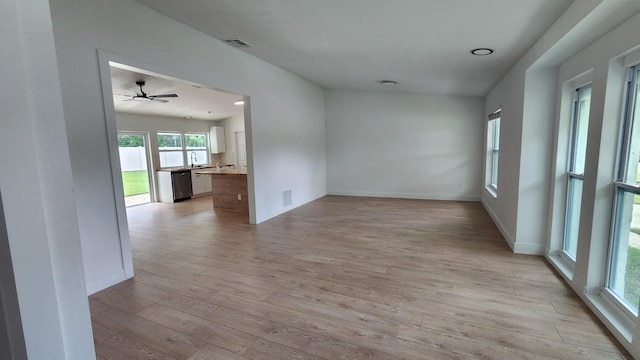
[
  {"xmin": 218, "ymin": 114, "xmax": 246, "ymax": 166},
  {"xmin": 1, "ymin": 0, "xmax": 94, "ymax": 358},
  {"xmin": 49, "ymin": 0, "xmax": 327, "ymax": 293},
  {"xmin": 482, "ymin": 0, "xmax": 640, "ymax": 255},
  {"xmin": 326, "ymin": 89, "xmax": 484, "ymax": 201},
  {"xmin": 545, "ymin": 12, "xmax": 640, "ymax": 356},
  {"xmin": 484, "ymin": 0, "xmax": 640, "ymax": 356}
]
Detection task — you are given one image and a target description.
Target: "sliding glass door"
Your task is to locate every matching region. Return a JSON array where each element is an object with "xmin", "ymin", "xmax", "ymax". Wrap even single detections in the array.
[{"xmin": 118, "ymin": 132, "xmax": 153, "ymax": 207}]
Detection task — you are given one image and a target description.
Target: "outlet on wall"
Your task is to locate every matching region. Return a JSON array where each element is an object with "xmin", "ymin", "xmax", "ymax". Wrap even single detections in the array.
[{"xmin": 237, "ymin": 194, "xmax": 242, "ymax": 201}]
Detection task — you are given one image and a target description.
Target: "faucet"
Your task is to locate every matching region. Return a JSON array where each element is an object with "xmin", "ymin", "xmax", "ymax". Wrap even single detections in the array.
[{"xmin": 190, "ymin": 152, "xmax": 197, "ymax": 167}]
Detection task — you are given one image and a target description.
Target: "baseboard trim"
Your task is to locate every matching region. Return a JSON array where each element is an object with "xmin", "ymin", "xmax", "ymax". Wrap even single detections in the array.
[
  {"xmin": 513, "ymin": 242, "xmax": 545, "ymax": 255},
  {"xmin": 480, "ymin": 199, "xmax": 516, "ymax": 251},
  {"xmin": 86, "ymin": 268, "xmax": 130, "ymax": 295},
  {"xmin": 327, "ymin": 190, "xmax": 480, "ymax": 202}
]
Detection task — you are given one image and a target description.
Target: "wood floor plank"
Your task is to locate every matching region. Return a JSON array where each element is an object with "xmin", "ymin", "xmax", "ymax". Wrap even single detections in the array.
[
  {"xmin": 91, "ymin": 323, "xmax": 118, "ymax": 346},
  {"xmin": 242, "ymin": 338, "xmax": 322, "ymax": 360},
  {"xmin": 89, "ymin": 298, "xmax": 111, "ymax": 317},
  {"xmin": 208, "ymin": 292, "xmax": 331, "ymax": 335},
  {"xmin": 555, "ymin": 325, "xmax": 625, "ymax": 354},
  {"xmin": 91, "ymin": 195, "xmax": 630, "ymax": 359},
  {"xmin": 187, "ymin": 343, "xmax": 249, "ymax": 360},
  {"xmin": 91, "ymin": 288, "xmax": 154, "ymax": 314},
  {"xmin": 322, "ymin": 321, "xmax": 469, "ymax": 360},
  {"xmin": 416, "ymin": 314, "xmax": 623, "ymax": 360},
  {"xmin": 205, "ymin": 301, "xmax": 352, "ymax": 359},
  {"xmin": 137, "ymin": 304, "xmax": 257, "ymax": 355},
  {"xmin": 397, "ymin": 324, "xmax": 553, "ymax": 360},
  {"xmin": 120, "ymin": 271, "xmax": 219, "ymax": 301},
  {"xmin": 339, "ymin": 346, "xmax": 404, "ymax": 360},
  {"xmin": 114, "ymin": 281, "xmax": 218, "ymax": 318},
  {"xmin": 265, "ymin": 291, "xmax": 400, "ymax": 337},
  {"xmin": 93, "ymin": 307, "xmax": 204, "ymax": 359},
  {"xmin": 96, "ymin": 333, "xmax": 178, "ymax": 360}
]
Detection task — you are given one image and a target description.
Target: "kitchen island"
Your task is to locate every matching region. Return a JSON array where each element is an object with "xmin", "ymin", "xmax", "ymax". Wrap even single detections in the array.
[{"xmin": 195, "ymin": 167, "xmax": 248, "ymax": 213}]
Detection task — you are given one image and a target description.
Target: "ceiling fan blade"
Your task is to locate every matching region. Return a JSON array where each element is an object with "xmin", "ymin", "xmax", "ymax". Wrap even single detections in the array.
[
  {"xmin": 150, "ymin": 98, "xmax": 169, "ymax": 103},
  {"xmin": 149, "ymin": 94, "xmax": 178, "ymax": 98}
]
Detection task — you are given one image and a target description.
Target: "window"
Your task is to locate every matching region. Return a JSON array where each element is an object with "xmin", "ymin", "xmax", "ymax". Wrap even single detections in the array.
[
  {"xmin": 563, "ymin": 85, "xmax": 592, "ymax": 261},
  {"xmin": 607, "ymin": 65, "xmax": 640, "ymax": 316},
  {"xmin": 185, "ymin": 133, "xmax": 208, "ymax": 166},
  {"xmin": 486, "ymin": 109, "xmax": 501, "ymax": 195},
  {"xmin": 158, "ymin": 132, "xmax": 209, "ymax": 168}
]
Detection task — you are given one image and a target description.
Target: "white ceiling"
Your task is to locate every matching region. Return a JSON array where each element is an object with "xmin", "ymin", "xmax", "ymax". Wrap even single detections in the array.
[
  {"xmin": 110, "ymin": 65, "xmax": 244, "ymax": 121},
  {"xmin": 135, "ymin": 0, "xmax": 573, "ymax": 97}
]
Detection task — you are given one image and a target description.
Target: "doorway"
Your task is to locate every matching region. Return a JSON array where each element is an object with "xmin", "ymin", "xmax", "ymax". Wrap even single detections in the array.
[
  {"xmin": 235, "ymin": 131, "xmax": 247, "ymax": 168},
  {"xmin": 117, "ymin": 132, "xmax": 153, "ymax": 207},
  {"xmin": 98, "ymin": 54, "xmax": 255, "ymax": 223}
]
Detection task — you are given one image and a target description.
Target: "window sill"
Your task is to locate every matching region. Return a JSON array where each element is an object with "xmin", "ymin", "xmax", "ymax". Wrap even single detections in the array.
[
  {"xmin": 546, "ymin": 253, "xmax": 574, "ymax": 282},
  {"xmin": 583, "ymin": 291, "xmax": 636, "ymax": 346},
  {"xmin": 484, "ymin": 186, "xmax": 497, "ymax": 198}
]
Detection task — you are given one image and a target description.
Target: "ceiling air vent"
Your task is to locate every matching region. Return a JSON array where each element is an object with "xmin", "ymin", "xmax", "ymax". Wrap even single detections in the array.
[{"xmin": 223, "ymin": 39, "xmax": 252, "ymax": 48}]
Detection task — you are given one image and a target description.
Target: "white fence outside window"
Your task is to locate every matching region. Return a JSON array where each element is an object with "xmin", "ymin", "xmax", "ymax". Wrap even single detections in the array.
[{"xmin": 119, "ymin": 147, "xmax": 147, "ymax": 171}]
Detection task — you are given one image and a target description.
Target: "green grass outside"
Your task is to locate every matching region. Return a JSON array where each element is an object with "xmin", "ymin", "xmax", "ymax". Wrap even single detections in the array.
[
  {"xmin": 625, "ymin": 247, "xmax": 640, "ymax": 309},
  {"xmin": 121, "ymin": 170, "xmax": 149, "ymax": 197}
]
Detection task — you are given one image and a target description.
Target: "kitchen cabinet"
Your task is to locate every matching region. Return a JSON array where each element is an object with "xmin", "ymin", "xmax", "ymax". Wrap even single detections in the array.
[
  {"xmin": 191, "ymin": 169, "xmax": 212, "ymax": 196},
  {"xmin": 209, "ymin": 126, "xmax": 226, "ymax": 154},
  {"xmin": 157, "ymin": 170, "xmax": 193, "ymax": 203}
]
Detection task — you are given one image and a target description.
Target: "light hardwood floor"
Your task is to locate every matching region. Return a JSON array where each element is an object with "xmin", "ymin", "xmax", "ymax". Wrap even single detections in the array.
[{"xmin": 90, "ymin": 195, "xmax": 631, "ymax": 359}]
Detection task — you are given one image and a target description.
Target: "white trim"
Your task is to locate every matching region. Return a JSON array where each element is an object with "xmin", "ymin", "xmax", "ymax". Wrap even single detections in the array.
[
  {"xmin": 546, "ymin": 253, "xmax": 575, "ymax": 281},
  {"xmin": 567, "ymin": 70, "xmax": 593, "ymax": 90},
  {"xmin": 86, "ymin": 268, "xmax": 128, "ymax": 295},
  {"xmin": 601, "ymin": 287, "xmax": 639, "ymax": 320},
  {"xmin": 559, "ymin": 249, "xmax": 577, "ymax": 267},
  {"xmin": 582, "ymin": 291, "xmax": 636, "ymax": 345},
  {"xmin": 481, "ymin": 198, "xmax": 516, "ymax": 251},
  {"xmin": 513, "ymin": 242, "xmax": 545, "ymax": 255},
  {"xmin": 327, "ymin": 190, "xmax": 480, "ymax": 202},
  {"xmin": 623, "ymin": 47, "xmax": 640, "ymax": 68},
  {"xmin": 484, "ymin": 185, "xmax": 497, "ymax": 198},
  {"xmin": 97, "ymin": 51, "xmax": 134, "ymax": 283}
]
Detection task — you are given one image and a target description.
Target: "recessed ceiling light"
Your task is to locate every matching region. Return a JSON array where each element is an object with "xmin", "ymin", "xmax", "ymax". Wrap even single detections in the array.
[
  {"xmin": 234, "ymin": 100, "xmax": 245, "ymax": 106},
  {"xmin": 471, "ymin": 48, "xmax": 494, "ymax": 56},
  {"xmin": 184, "ymin": 116, "xmax": 193, "ymax": 119},
  {"xmin": 192, "ymin": 85, "xmax": 202, "ymax": 88},
  {"xmin": 378, "ymin": 80, "xmax": 398, "ymax": 86}
]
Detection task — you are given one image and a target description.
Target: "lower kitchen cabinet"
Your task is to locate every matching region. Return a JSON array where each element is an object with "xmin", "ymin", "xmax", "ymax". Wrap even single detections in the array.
[{"xmin": 191, "ymin": 170, "xmax": 212, "ymax": 196}]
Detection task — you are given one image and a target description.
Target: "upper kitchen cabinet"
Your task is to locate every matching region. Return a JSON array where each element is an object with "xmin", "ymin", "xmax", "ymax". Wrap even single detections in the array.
[{"xmin": 210, "ymin": 126, "xmax": 226, "ymax": 154}]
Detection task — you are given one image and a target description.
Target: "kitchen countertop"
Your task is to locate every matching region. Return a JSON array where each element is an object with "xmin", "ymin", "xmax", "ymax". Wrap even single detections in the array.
[{"xmin": 195, "ymin": 167, "xmax": 247, "ymax": 175}]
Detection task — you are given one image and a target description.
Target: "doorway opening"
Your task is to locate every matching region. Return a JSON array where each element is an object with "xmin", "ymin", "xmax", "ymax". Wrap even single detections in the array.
[
  {"xmin": 117, "ymin": 131, "xmax": 153, "ymax": 207},
  {"xmin": 97, "ymin": 53, "xmax": 255, "ymax": 229}
]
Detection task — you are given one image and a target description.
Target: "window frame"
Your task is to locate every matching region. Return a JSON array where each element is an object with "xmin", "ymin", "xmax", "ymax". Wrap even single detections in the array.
[
  {"xmin": 184, "ymin": 133, "xmax": 209, "ymax": 167},
  {"xmin": 157, "ymin": 131, "xmax": 210, "ymax": 168},
  {"xmin": 486, "ymin": 109, "xmax": 501, "ymax": 197},
  {"xmin": 605, "ymin": 65, "xmax": 640, "ymax": 319},
  {"xmin": 562, "ymin": 84, "xmax": 592, "ymax": 263}
]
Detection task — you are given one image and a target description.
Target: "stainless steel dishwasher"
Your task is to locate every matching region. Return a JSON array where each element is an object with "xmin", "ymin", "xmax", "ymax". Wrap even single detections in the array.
[{"xmin": 171, "ymin": 170, "xmax": 193, "ymax": 201}]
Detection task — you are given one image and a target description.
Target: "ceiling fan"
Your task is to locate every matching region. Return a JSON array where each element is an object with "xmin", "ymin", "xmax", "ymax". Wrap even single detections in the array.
[{"xmin": 120, "ymin": 80, "xmax": 178, "ymax": 103}]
